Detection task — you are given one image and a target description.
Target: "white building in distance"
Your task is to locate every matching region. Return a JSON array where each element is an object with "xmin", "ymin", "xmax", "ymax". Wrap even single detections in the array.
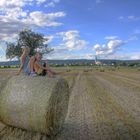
[{"xmin": 95, "ymin": 55, "xmax": 102, "ymax": 65}]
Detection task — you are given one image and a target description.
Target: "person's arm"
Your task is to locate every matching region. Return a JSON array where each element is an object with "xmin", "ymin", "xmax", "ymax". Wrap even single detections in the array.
[
  {"xmin": 17, "ymin": 58, "xmax": 25, "ymax": 75},
  {"xmin": 34, "ymin": 61, "xmax": 46, "ymax": 72},
  {"xmin": 45, "ymin": 62, "xmax": 56, "ymax": 74},
  {"xmin": 17, "ymin": 48, "xmax": 27, "ymax": 75},
  {"xmin": 22, "ymin": 48, "xmax": 27, "ymax": 57}
]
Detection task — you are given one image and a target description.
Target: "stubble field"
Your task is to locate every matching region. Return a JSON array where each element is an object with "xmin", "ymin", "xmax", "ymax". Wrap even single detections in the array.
[{"xmin": 0, "ymin": 67, "xmax": 140, "ymax": 140}]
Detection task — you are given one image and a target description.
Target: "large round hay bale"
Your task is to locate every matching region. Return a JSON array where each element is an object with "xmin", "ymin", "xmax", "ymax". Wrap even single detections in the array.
[{"xmin": 0, "ymin": 75, "xmax": 70, "ymax": 136}]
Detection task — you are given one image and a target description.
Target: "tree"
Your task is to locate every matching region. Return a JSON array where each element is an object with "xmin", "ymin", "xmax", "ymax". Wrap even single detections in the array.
[
  {"xmin": 6, "ymin": 42, "xmax": 22, "ymax": 59},
  {"xmin": 6, "ymin": 29, "xmax": 53, "ymax": 59}
]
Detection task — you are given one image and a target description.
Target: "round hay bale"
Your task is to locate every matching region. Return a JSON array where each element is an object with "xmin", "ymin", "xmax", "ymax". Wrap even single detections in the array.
[
  {"xmin": 0, "ymin": 75, "xmax": 70, "ymax": 136},
  {"xmin": 99, "ymin": 67, "xmax": 105, "ymax": 72},
  {"xmin": 66, "ymin": 69, "xmax": 71, "ymax": 72}
]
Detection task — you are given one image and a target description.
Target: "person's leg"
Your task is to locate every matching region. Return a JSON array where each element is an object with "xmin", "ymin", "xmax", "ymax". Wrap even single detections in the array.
[
  {"xmin": 29, "ymin": 56, "xmax": 35, "ymax": 72},
  {"xmin": 42, "ymin": 62, "xmax": 47, "ymax": 76},
  {"xmin": 28, "ymin": 56, "xmax": 37, "ymax": 76},
  {"xmin": 44, "ymin": 63, "xmax": 55, "ymax": 77}
]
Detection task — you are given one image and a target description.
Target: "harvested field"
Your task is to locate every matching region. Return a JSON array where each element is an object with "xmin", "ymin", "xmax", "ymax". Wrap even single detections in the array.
[{"xmin": 0, "ymin": 68, "xmax": 140, "ymax": 140}]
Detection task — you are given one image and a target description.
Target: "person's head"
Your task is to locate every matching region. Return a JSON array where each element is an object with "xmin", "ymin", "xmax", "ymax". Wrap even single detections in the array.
[
  {"xmin": 21, "ymin": 45, "xmax": 26, "ymax": 52},
  {"xmin": 35, "ymin": 52, "xmax": 42, "ymax": 61}
]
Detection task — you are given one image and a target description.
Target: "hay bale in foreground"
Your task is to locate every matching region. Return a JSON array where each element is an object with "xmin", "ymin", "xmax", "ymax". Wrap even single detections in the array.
[
  {"xmin": 0, "ymin": 76, "xmax": 11, "ymax": 92},
  {"xmin": 0, "ymin": 75, "xmax": 70, "ymax": 136}
]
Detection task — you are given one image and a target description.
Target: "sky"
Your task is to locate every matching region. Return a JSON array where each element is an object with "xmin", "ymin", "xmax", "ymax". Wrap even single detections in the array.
[{"xmin": 0, "ymin": 0, "xmax": 140, "ymax": 61}]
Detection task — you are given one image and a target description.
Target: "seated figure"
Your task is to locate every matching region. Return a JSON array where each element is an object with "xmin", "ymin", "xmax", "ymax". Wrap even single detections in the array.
[{"xmin": 28, "ymin": 53, "xmax": 56, "ymax": 77}]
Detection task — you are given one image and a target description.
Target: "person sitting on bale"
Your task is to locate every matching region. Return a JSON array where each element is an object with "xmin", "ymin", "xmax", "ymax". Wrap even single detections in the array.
[
  {"xmin": 26, "ymin": 53, "xmax": 39, "ymax": 76},
  {"xmin": 29, "ymin": 53, "xmax": 56, "ymax": 77},
  {"xmin": 17, "ymin": 45, "xmax": 30, "ymax": 75},
  {"xmin": 34, "ymin": 53, "xmax": 56, "ymax": 77}
]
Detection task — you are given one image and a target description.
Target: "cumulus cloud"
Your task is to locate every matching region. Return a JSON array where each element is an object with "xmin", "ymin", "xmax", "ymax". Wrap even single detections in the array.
[
  {"xmin": 44, "ymin": 30, "xmax": 89, "ymax": 59},
  {"xmin": 56, "ymin": 30, "xmax": 88, "ymax": 51},
  {"xmin": 36, "ymin": 0, "xmax": 47, "ymax": 5},
  {"xmin": 93, "ymin": 40, "xmax": 126, "ymax": 56},
  {"xmin": 0, "ymin": 0, "xmax": 33, "ymax": 18},
  {"xmin": 36, "ymin": 0, "xmax": 60, "ymax": 7},
  {"xmin": 0, "ymin": 0, "xmax": 65, "ymax": 41},
  {"xmin": 44, "ymin": 35, "xmax": 54, "ymax": 44},
  {"xmin": 23, "ymin": 11, "xmax": 66, "ymax": 27},
  {"xmin": 44, "ymin": 0, "xmax": 60, "ymax": 7}
]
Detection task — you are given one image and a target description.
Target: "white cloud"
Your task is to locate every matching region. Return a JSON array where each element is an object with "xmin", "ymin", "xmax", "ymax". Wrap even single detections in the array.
[
  {"xmin": 130, "ymin": 54, "xmax": 140, "ymax": 60},
  {"xmin": 46, "ymin": 2, "xmax": 55, "ymax": 7},
  {"xmin": 93, "ymin": 40, "xmax": 126, "ymax": 56},
  {"xmin": 44, "ymin": 35, "xmax": 54, "ymax": 44},
  {"xmin": 128, "ymin": 36, "xmax": 139, "ymax": 41},
  {"xmin": 0, "ymin": 45, "xmax": 7, "ymax": 61},
  {"xmin": 105, "ymin": 53, "xmax": 140, "ymax": 60},
  {"xmin": 44, "ymin": 30, "xmax": 89, "ymax": 60},
  {"xmin": 0, "ymin": 45, "xmax": 6, "ymax": 54},
  {"xmin": 56, "ymin": 30, "xmax": 88, "ymax": 51},
  {"xmin": 0, "ymin": 32, "xmax": 18, "ymax": 42},
  {"xmin": 36, "ymin": 0, "xmax": 47, "ymax": 5},
  {"xmin": 118, "ymin": 15, "xmax": 140, "ymax": 21},
  {"xmin": 0, "ymin": 56, "xmax": 8, "ymax": 61},
  {"xmin": 23, "ymin": 11, "xmax": 66, "ymax": 27},
  {"xmin": 127, "ymin": 15, "xmax": 140, "ymax": 21},
  {"xmin": 0, "ymin": 0, "xmax": 33, "ymax": 18},
  {"xmin": 104, "ymin": 36, "xmax": 118, "ymax": 40},
  {"xmin": 36, "ymin": 0, "xmax": 60, "ymax": 6},
  {"xmin": 0, "ymin": 0, "xmax": 66, "ymax": 42},
  {"xmin": 45, "ymin": 0, "xmax": 60, "ymax": 7},
  {"xmin": 46, "ymin": 52, "xmax": 94, "ymax": 60}
]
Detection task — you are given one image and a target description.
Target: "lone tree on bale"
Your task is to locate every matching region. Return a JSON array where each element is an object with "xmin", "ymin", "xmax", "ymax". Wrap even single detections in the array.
[{"xmin": 6, "ymin": 29, "xmax": 53, "ymax": 59}]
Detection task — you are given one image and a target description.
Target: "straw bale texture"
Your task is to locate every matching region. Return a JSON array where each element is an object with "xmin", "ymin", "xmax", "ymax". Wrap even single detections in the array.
[{"xmin": 0, "ymin": 75, "xmax": 70, "ymax": 136}]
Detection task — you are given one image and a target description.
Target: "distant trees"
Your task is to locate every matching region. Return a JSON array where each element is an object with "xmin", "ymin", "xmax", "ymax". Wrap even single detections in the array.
[
  {"xmin": 6, "ymin": 29, "xmax": 53, "ymax": 59},
  {"xmin": 128, "ymin": 62, "xmax": 140, "ymax": 67}
]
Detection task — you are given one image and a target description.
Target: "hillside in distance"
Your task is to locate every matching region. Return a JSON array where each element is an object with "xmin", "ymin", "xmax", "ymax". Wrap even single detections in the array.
[{"xmin": 0, "ymin": 59, "xmax": 140, "ymax": 66}]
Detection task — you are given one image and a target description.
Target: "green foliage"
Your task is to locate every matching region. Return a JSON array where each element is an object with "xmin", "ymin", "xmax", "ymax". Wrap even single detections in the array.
[
  {"xmin": 6, "ymin": 42, "xmax": 22, "ymax": 59},
  {"xmin": 6, "ymin": 29, "xmax": 53, "ymax": 59},
  {"xmin": 128, "ymin": 62, "xmax": 139, "ymax": 67}
]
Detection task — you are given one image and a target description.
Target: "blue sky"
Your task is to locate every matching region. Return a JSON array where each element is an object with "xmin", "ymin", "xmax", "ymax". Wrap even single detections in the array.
[{"xmin": 0, "ymin": 0, "xmax": 140, "ymax": 61}]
